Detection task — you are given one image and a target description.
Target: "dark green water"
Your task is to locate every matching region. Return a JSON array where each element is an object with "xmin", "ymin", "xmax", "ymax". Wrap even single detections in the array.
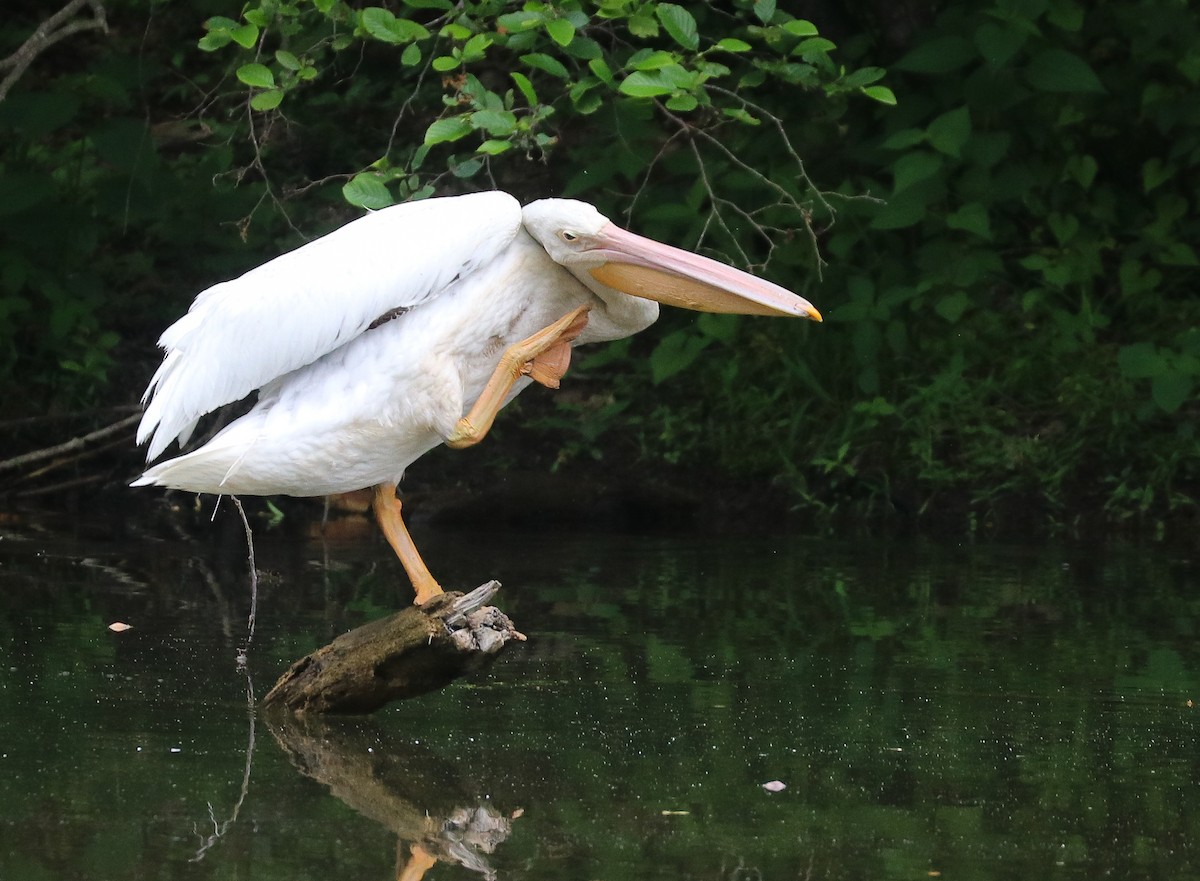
[{"xmin": 1, "ymin": 516, "xmax": 1197, "ymax": 880}]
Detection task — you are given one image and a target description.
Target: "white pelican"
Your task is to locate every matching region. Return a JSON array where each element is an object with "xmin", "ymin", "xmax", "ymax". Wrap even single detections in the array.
[{"xmin": 134, "ymin": 192, "xmax": 820, "ymax": 603}]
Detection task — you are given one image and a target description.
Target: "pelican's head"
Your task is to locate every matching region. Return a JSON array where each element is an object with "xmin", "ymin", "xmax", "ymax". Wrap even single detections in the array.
[{"xmin": 521, "ymin": 198, "xmax": 821, "ymax": 320}]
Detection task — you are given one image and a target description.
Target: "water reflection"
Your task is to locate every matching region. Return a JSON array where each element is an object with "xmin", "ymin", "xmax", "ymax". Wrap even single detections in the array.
[
  {"xmin": 0, "ymin": 510, "xmax": 1197, "ymax": 880},
  {"xmin": 268, "ymin": 714, "xmax": 515, "ymax": 880}
]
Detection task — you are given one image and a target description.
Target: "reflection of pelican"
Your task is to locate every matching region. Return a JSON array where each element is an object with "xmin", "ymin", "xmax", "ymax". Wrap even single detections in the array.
[
  {"xmin": 134, "ymin": 193, "xmax": 821, "ymax": 603},
  {"xmin": 267, "ymin": 713, "xmax": 516, "ymax": 880}
]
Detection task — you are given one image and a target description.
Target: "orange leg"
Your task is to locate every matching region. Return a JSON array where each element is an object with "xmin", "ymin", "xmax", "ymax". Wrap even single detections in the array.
[
  {"xmin": 446, "ymin": 305, "xmax": 590, "ymax": 450},
  {"xmin": 372, "ymin": 483, "xmax": 443, "ymax": 605},
  {"xmin": 396, "ymin": 844, "xmax": 438, "ymax": 881}
]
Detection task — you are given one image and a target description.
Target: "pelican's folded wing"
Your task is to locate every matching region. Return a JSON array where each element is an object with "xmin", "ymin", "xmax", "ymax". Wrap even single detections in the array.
[{"xmin": 138, "ymin": 191, "xmax": 523, "ymax": 460}]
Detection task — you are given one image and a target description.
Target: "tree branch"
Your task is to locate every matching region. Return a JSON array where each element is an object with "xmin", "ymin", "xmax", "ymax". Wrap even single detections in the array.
[
  {"xmin": 0, "ymin": 412, "xmax": 138, "ymax": 474},
  {"xmin": 0, "ymin": 0, "xmax": 109, "ymax": 102}
]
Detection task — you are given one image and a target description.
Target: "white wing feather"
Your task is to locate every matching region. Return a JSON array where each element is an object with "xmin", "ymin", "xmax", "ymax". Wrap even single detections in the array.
[{"xmin": 137, "ymin": 191, "xmax": 522, "ymax": 460}]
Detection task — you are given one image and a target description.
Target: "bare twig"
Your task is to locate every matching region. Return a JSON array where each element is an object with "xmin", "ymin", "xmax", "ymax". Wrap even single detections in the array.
[
  {"xmin": 190, "ymin": 666, "xmax": 257, "ymax": 863},
  {"xmin": 13, "ymin": 473, "xmax": 107, "ymax": 499},
  {"xmin": 0, "ymin": 404, "xmax": 137, "ymax": 431},
  {"xmin": 0, "ymin": 0, "xmax": 109, "ymax": 102},
  {"xmin": 230, "ymin": 496, "xmax": 259, "ymax": 657},
  {"xmin": 650, "ymin": 100, "xmax": 840, "ymax": 278},
  {"xmin": 0, "ymin": 413, "xmax": 139, "ymax": 474}
]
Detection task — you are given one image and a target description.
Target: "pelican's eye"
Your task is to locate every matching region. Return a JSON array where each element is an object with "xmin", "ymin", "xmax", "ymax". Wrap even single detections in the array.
[{"xmin": 559, "ymin": 230, "xmax": 579, "ymax": 244}]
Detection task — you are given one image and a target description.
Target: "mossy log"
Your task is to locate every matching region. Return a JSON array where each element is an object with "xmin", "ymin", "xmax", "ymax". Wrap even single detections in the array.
[{"xmin": 263, "ymin": 582, "xmax": 523, "ymax": 714}]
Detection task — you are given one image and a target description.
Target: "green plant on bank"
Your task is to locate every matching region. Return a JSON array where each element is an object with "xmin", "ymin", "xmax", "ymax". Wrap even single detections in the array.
[
  {"xmin": 614, "ymin": 0, "xmax": 1199, "ymax": 532},
  {"xmin": 1, "ymin": 0, "xmax": 1196, "ymax": 534},
  {"xmin": 0, "ymin": 2, "xmax": 270, "ymax": 412}
]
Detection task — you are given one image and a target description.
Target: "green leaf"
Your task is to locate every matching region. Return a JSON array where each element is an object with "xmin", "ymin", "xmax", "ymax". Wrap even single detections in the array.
[
  {"xmin": 360, "ymin": 8, "xmax": 429, "ymax": 43},
  {"xmin": 896, "ymin": 36, "xmax": 975, "ymax": 74},
  {"xmin": 927, "ymin": 106, "xmax": 971, "ymax": 156},
  {"xmin": 565, "ymin": 36, "xmax": 602, "ymax": 60},
  {"xmin": 1065, "ymin": 154, "xmax": 1098, "ymax": 189},
  {"xmin": 275, "ymin": 50, "xmax": 301, "ymax": 71},
  {"xmin": 511, "ymin": 72, "xmax": 538, "ymax": 105},
  {"xmin": 477, "ymin": 139, "xmax": 513, "ymax": 155},
  {"xmin": 432, "ymin": 55, "xmax": 460, "ymax": 72},
  {"xmin": 973, "ymin": 22, "xmax": 1025, "ymax": 67},
  {"xmin": 628, "ymin": 11, "xmax": 658, "ymax": 38},
  {"xmin": 1152, "ymin": 373, "xmax": 1193, "ymax": 413},
  {"xmin": 629, "ymin": 50, "xmax": 677, "ymax": 71},
  {"xmin": 451, "ymin": 156, "xmax": 484, "ymax": 178},
  {"xmin": 197, "ymin": 32, "xmax": 231, "ymax": 52},
  {"xmin": 871, "ymin": 187, "xmax": 931, "ymax": 230},
  {"xmin": 716, "ymin": 38, "xmax": 751, "ymax": 52},
  {"xmin": 666, "ymin": 93, "xmax": 698, "ymax": 111},
  {"xmin": 782, "ymin": 19, "xmax": 818, "ymax": 36},
  {"xmin": 862, "ymin": 85, "xmax": 896, "ymax": 105},
  {"xmin": 342, "ymin": 174, "xmax": 394, "ymax": 209},
  {"xmin": 842, "ymin": 66, "xmax": 887, "ymax": 89},
  {"xmin": 945, "ymin": 202, "xmax": 992, "ymax": 239},
  {"xmin": 401, "ymin": 43, "xmax": 421, "ymax": 66},
  {"xmin": 892, "ymin": 151, "xmax": 943, "ymax": 192},
  {"xmin": 423, "ymin": 116, "xmax": 472, "ymax": 145},
  {"xmin": 656, "ymin": 4, "xmax": 699, "ymax": 51},
  {"xmin": 650, "ymin": 330, "xmax": 711, "ymax": 384},
  {"xmin": 588, "ymin": 58, "xmax": 614, "ymax": 85},
  {"xmin": 753, "ymin": 0, "xmax": 776, "ymax": 25},
  {"xmin": 545, "ymin": 18, "xmax": 575, "ymax": 47},
  {"xmin": 1160, "ymin": 242, "xmax": 1199, "ymax": 266},
  {"xmin": 204, "ymin": 16, "xmax": 239, "ymax": 31},
  {"xmin": 230, "ymin": 23, "xmax": 260, "ymax": 49},
  {"xmin": 521, "ymin": 53, "xmax": 570, "ymax": 78},
  {"xmin": 497, "ymin": 11, "xmax": 543, "ymax": 33},
  {"xmin": 935, "ymin": 291, "xmax": 970, "ymax": 323},
  {"xmin": 618, "ymin": 71, "xmax": 675, "ymax": 98},
  {"xmin": 793, "ymin": 37, "xmax": 836, "ymax": 59},
  {"xmin": 470, "ymin": 109, "xmax": 517, "ymax": 137},
  {"xmin": 570, "ymin": 79, "xmax": 603, "ymax": 113},
  {"xmin": 722, "ymin": 107, "xmax": 760, "ymax": 125},
  {"xmin": 236, "ymin": 63, "xmax": 275, "ymax": 88},
  {"xmin": 1118, "ymin": 343, "xmax": 1165, "ymax": 379},
  {"xmin": 462, "ymin": 33, "xmax": 492, "ymax": 62},
  {"xmin": 249, "ymin": 89, "xmax": 284, "ymax": 111},
  {"xmin": 1142, "ymin": 158, "xmax": 1173, "ymax": 193},
  {"xmin": 881, "ymin": 128, "xmax": 926, "ymax": 150},
  {"xmin": 1026, "ymin": 49, "xmax": 1105, "ymax": 93}
]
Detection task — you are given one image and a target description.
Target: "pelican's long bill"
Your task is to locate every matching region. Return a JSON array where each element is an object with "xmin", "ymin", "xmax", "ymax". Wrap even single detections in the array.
[{"xmin": 586, "ymin": 223, "xmax": 822, "ymax": 321}]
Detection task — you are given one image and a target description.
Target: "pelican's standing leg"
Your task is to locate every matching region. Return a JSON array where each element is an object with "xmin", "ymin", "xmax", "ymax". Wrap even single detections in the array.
[
  {"xmin": 447, "ymin": 304, "xmax": 591, "ymax": 449},
  {"xmin": 377, "ymin": 305, "xmax": 590, "ymax": 604},
  {"xmin": 396, "ymin": 843, "xmax": 438, "ymax": 881},
  {"xmin": 373, "ymin": 483, "xmax": 444, "ymax": 604}
]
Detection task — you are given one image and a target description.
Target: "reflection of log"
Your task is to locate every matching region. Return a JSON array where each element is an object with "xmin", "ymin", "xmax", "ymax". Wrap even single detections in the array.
[
  {"xmin": 266, "ymin": 713, "xmax": 516, "ymax": 879},
  {"xmin": 263, "ymin": 582, "xmax": 524, "ymax": 714}
]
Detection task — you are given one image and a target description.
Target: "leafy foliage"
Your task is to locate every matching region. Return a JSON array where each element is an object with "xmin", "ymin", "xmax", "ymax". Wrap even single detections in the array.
[
  {"xmin": 596, "ymin": 0, "xmax": 1200, "ymax": 532},
  {"xmin": 0, "ymin": 0, "xmax": 1196, "ymax": 532}
]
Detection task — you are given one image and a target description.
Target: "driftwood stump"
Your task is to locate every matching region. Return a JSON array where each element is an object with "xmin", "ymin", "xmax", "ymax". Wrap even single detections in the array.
[{"xmin": 263, "ymin": 582, "xmax": 524, "ymax": 714}]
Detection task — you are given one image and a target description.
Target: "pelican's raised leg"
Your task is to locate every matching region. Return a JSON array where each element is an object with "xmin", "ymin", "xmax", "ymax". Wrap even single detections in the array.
[
  {"xmin": 446, "ymin": 304, "xmax": 590, "ymax": 449},
  {"xmin": 373, "ymin": 483, "xmax": 443, "ymax": 604}
]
